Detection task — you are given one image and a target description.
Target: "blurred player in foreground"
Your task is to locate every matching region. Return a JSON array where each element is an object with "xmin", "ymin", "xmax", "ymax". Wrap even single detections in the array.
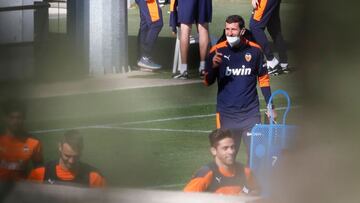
[
  {"xmin": 28, "ymin": 130, "xmax": 105, "ymax": 188},
  {"xmin": 0, "ymin": 99, "xmax": 43, "ymax": 181}
]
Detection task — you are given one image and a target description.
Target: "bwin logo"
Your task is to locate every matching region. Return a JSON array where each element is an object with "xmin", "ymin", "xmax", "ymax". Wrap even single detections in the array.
[{"xmin": 225, "ymin": 65, "xmax": 251, "ymax": 76}]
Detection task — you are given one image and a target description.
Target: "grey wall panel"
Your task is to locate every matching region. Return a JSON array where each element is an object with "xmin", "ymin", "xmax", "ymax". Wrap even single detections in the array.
[
  {"xmin": 22, "ymin": 10, "xmax": 34, "ymax": 42},
  {"xmin": 0, "ymin": 11, "xmax": 23, "ymax": 43},
  {"xmin": 0, "ymin": 0, "xmax": 35, "ymax": 81},
  {"xmin": 0, "ymin": 0, "xmax": 34, "ymax": 44}
]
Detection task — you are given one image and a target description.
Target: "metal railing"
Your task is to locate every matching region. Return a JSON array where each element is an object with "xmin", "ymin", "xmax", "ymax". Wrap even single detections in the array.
[{"xmin": 0, "ymin": 2, "xmax": 50, "ymax": 12}]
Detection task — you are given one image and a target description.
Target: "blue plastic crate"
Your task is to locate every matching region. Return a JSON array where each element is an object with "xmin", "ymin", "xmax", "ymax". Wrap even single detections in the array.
[{"xmin": 249, "ymin": 90, "xmax": 297, "ymax": 196}]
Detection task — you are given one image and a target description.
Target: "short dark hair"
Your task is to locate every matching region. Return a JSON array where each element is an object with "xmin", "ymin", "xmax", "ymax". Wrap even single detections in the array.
[
  {"xmin": 60, "ymin": 130, "xmax": 84, "ymax": 152},
  {"xmin": 209, "ymin": 129, "xmax": 234, "ymax": 147},
  {"xmin": 2, "ymin": 99, "xmax": 26, "ymax": 117},
  {"xmin": 225, "ymin": 15, "xmax": 245, "ymax": 29}
]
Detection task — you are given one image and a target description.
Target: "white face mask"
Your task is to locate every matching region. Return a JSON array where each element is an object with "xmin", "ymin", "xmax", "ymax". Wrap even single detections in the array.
[{"xmin": 226, "ymin": 36, "xmax": 241, "ymax": 47}]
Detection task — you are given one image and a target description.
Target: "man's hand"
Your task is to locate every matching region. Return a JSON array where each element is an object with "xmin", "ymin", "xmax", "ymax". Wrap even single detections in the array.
[
  {"xmin": 212, "ymin": 49, "xmax": 223, "ymax": 68},
  {"xmin": 252, "ymin": 0, "xmax": 259, "ymax": 9},
  {"xmin": 265, "ymin": 109, "xmax": 277, "ymax": 123}
]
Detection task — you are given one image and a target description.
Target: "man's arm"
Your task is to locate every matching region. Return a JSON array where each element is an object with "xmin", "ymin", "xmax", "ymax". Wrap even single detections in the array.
[
  {"xmin": 258, "ymin": 74, "xmax": 271, "ymax": 104},
  {"xmin": 89, "ymin": 172, "xmax": 106, "ymax": 188},
  {"xmin": 257, "ymin": 57, "xmax": 277, "ymax": 120},
  {"xmin": 244, "ymin": 167, "xmax": 261, "ymax": 195},
  {"xmin": 32, "ymin": 140, "xmax": 44, "ymax": 168},
  {"xmin": 252, "ymin": 0, "xmax": 259, "ymax": 9},
  {"xmin": 27, "ymin": 167, "xmax": 45, "ymax": 183},
  {"xmin": 203, "ymin": 51, "xmax": 219, "ymax": 86},
  {"xmin": 169, "ymin": 0, "xmax": 178, "ymax": 34},
  {"xmin": 204, "ymin": 40, "xmax": 227, "ymax": 86},
  {"xmin": 26, "ymin": 137, "xmax": 43, "ymax": 168},
  {"xmin": 204, "ymin": 42, "xmax": 227, "ymax": 86},
  {"xmin": 261, "ymin": 86, "xmax": 277, "ymax": 121}
]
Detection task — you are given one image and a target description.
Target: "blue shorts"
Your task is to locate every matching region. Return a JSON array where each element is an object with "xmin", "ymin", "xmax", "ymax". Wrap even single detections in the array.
[{"xmin": 177, "ymin": 0, "xmax": 212, "ymax": 24}]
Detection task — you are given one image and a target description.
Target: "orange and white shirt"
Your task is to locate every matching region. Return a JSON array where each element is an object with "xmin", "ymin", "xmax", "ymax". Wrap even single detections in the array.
[
  {"xmin": 0, "ymin": 134, "xmax": 43, "ymax": 181},
  {"xmin": 184, "ymin": 162, "xmax": 258, "ymax": 195}
]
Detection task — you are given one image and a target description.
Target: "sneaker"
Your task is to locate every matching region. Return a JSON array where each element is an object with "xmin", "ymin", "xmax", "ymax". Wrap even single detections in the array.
[
  {"xmin": 266, "ymin": 57, "xmax": 279, "ymax": 69},
  {"xmin": 137, "ymin": 56, "xmax": 162, "ymax": 70},
  {"xmin": 199, "ymin": 69, "xmax": 205, "ymax": 79},
  {"xmin": 266, "ymin": 58, "xmax": 281, "ymax": 76},
  {"xmin": 280, "ymin": 63, "xmax": 291, "ymax": 74},
  {"xmin": 267, "ymin": 65, "xmax": 282, "ymax": 76},
  {"xmin": 189, "ymin": 35, "xmax": 197, "ymax": 44},
  {"xmin": 173, "ymin": 71, "xmax": 189, "ymax": 79}
]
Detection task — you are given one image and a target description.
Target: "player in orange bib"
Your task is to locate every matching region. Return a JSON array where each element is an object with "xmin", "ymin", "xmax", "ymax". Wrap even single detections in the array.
[
  {"xmin": 0, "ymin": 100, "xmax": 43, "ymax": 181},
  {"xmin": 184, "ymin": 129, "xmax": 259, "ymax": 195},
  {"xmin": 28, "ymin": 130, "xmax": 105, "ymax": 188}
]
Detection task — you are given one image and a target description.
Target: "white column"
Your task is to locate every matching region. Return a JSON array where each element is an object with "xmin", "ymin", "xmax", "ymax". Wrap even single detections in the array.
[{"xmin": 89, "ymin": 0, "xmax": 128, "ymax": 75}]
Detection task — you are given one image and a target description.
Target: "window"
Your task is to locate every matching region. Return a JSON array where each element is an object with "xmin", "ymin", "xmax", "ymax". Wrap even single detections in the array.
[{"xmin": 48, "ymin": 0, "xmax": 67, "ymax": 33}]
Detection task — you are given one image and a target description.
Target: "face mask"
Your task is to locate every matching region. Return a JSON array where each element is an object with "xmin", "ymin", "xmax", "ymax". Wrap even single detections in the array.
[{"xmin": 226, "ymin": 36, "xmax": 240, "ymax": 47}]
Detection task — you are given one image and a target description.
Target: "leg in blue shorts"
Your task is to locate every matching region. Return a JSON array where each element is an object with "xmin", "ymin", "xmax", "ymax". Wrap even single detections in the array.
[{"xmin": 173, "ymin": 0, "xmax": 212, "ymax": 79}]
